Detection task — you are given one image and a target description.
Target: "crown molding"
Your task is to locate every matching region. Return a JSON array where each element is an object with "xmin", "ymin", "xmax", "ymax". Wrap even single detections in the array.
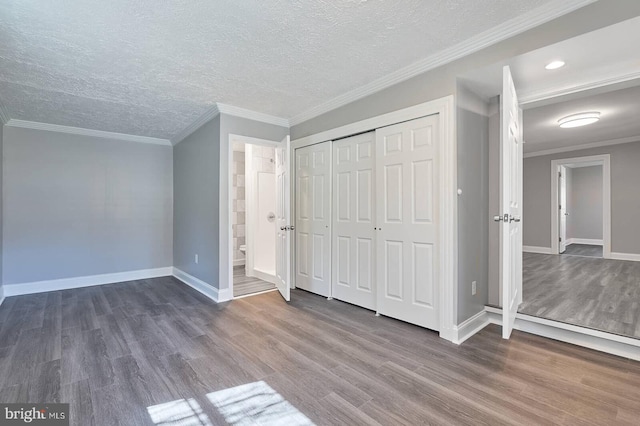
[
  {"xmin": 288, "ymin": 0, "xmax": 596, "ymax": 127},
  {"xmin": 5, "ymin": 119, "xmax": 172, "ymax": 146},
  {"xmin": 524, "ymin": 135, "xmax": 640, "ymax": 158},
  {"xmin": 170, "ymin": 104, "xmax": 220, "ymax": 145},
  {"xmin": 216, "ymin": 103, "xmax": 289, "ymax": 128},
  {"xmin": 520, "ymin": 70, "xmax": 640, "ymax": 106},
  {"xmin": 0, "ymin": 99, "xmax": 10, "ymax": 125}
]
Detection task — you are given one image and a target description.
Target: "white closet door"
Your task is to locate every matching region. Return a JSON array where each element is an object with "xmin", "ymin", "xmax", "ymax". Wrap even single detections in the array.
[
  {"xmin": 375, "ymin": 115, "xmax": 440, "ymax": 330},
  {"xmin": 332, "ymin": 132, "xmax": 376, "ymax": 310},
  {"xmin": 295, "ymin": 142, "xmax": 332, "ymax": 297}
]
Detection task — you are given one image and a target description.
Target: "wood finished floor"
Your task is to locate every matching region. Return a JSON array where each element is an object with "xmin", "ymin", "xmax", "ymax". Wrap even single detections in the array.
[
  {"xmin": 233, "ymin": 266, "xmax": 275, "ymax": 297},
  {"xmin": 521, "ymin": 252, "xmax": 640, "ymax": 338},
  {"xmin": 1, "ymin": 276, "xmax": 640, "ymax": 425},
  {"xmin": 562, "ymin": 244, "xmax": 603, "ymax": 258}
]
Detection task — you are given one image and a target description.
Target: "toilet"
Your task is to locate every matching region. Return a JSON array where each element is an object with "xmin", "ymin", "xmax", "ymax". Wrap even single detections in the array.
[{"xmin": 239, "ymin": 244, "xmax": 246, "ymax": 254}]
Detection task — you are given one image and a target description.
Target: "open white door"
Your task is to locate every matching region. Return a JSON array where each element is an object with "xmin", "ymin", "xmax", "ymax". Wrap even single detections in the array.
[
  {"xmin": 275, "ymin": 135, "xmax": 291, "ymax": 301},
  {"xmin": 498, "ymin": 65, "xmax": 523, "ymax": 339},
  {"xmin": 559, "ymin": 166, "xmax": 567, "ymax": 253}
]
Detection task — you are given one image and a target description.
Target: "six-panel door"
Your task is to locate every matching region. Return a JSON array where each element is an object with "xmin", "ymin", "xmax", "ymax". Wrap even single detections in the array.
[
  {"xmin": 375, "ymin": 116, "xmax": 440, "ymax": 330},
  {"xmin": 332, "ymin": 132, "xmax": 376, "ymax": 310},
  {"xmin": 295, "ymin": 141, "xmax": 332, "ymax": 297}
]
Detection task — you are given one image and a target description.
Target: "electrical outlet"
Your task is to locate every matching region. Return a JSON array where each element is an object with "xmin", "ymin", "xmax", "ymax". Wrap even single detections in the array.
[
  {"xmin": 471, "ymin": 281, "xmax": 477, "ymax": 296},
  {"xmin": 195, "ymin": 254, "xmax": 199, "ymax": 264}
]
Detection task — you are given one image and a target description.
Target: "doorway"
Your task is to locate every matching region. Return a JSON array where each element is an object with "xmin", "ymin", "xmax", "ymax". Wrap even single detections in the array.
[
  {"xmin": 551, "ymin": 155, "xmax": 611, "ymax": 259},
  {"xmin": 227, "ymin": 134, "xmax": 292, "ymax": 300}
]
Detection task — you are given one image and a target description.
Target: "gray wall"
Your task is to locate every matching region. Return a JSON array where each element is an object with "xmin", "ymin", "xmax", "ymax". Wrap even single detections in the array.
[
  {"xmin": 523, "ymin": 141, "xmax": 640, "ymax": 254},
  {"xmin": 0, "ymin": 124, "xmax": 3, "ymax": 300},
  {"xmin": 456, "ymin": 84, "xmax": 490, "ymax": 323},
  {"xmin": 568, "ymin": 166, "xmax": 603, "ymax": 241},
  {"xmin": 173, "ymin": 116, "xmax": 221, "ymax": 288},
  {"xmin": 487, "ymin": 99, "xmax": 500, "ymax": 306},
  {"xmin": 2, "ymin": 126, "xmax": 173, "ymax": 286}
]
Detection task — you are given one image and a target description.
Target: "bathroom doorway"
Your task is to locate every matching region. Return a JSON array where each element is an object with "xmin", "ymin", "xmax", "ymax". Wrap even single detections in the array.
[{"xmin": 231, "ymin": 138, "xmax": 279, "ymax": 298}]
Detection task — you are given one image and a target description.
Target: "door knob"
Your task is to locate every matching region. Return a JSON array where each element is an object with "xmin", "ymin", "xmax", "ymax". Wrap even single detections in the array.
[
  {"xmin": 509, "ymin": 215, "xmax": 521, "ymax": 223},
  {"xmin": 493, "ymin": 214, "xmax": 508, "ymax": 222}
]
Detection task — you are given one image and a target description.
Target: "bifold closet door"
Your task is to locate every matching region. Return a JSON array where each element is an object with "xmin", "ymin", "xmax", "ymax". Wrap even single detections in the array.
[
  {"xmin": 376, "ymin": 115, "xmax": 440, "ymax": 330},
  {"xmin": 332, "ymin": 132, "xmax": 376, "ymax": 310},
  {"xmin": 295, "ymin": 142, "xmax": 331, "ymax": 297}
]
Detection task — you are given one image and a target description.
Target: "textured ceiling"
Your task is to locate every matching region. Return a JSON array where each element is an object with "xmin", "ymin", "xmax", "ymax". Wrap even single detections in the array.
[
  {"xmin": 524, "ymin": 84, "xmax": 640, "ymax": 153},
  {"xmin": 0, "ymin": 0, "xmax": 554, "ymax": 139}
]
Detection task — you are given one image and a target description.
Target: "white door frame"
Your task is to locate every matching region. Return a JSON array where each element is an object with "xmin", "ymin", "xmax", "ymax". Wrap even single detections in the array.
[
  {"xmin": 225, "ymin": 134, "xmax": 282, "ymax": 300},
  {"xmin": 290, "ymin": 95, "xmax": 457, "ymax": 342},
  {"xmin": 550, "ymin": 154, "xmax": 611, "ymax": 258}
]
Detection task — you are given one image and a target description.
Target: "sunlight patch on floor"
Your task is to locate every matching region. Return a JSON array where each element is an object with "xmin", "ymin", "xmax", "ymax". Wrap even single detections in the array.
[
  {"xmin": 207, "ymin": 381, "xmax": 314, "ymax": 425},
  {"xmin": 147, "ymin": 398, "xmax": 212, "ymax": 426}
]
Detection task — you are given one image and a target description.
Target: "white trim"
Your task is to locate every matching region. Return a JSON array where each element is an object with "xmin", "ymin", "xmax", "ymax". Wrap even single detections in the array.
[
  {"xmin": 291, "ymin": 95, "xmax": 458, "ymax": 342},
  {"xmin": 610, "ymin": 252, "xmax": 640, "ymax": 262},
  {"xmin": 5, "ymin": 119, "xmax": 172, "ymax": 146},
  {"xmin": 0, "ymin": 286, "xmax": 5, "ymax": 308},
  {"xmin": 551, "ymin": 155, "xmax": 610, "ymax": 258},
  {"xmin": 524, "ymin": 136, "xmax": 640, "ymax": 158},
  {"xmin": 2, "ymin": 267, "xmax": 173, "ymax": 297},
  {"xmin": 293, "ymin": 97, "xmax": 451, "ymax": 149},
  {"xmin": 233, "ymin": 288, "xmax": 278, "ymax": 299},
  {"xmin": 223, "ymin": 134, "xmax": 281, "ymax": 301},
  {"xmin": 523, "ymin": 246, "xmax": 553, "ymax": 254},
  {"xmin": 566, "ymin": 238, "xmax": 602, "ymax": 246},
  {"xmin": 287, "ymin": 0, "xmax": 595, "ymax": 127},
  {"xmin": 520, "ymin": 70, "xmax": 640, "ymax": 106},
  {"xmin": 452, "ymin": 310, "xmax": 491, "ymax": 344},
  {"xmin": 249, "ymin": 269, "xmax": 277, "ymax": 285},
  {"xmin": 171, "ymin": 104, "xmax": 220, "ymax": 145},
  {"xmin": 217, "ymin": 103, "xmax": 289, "ymax": 128},
  {"xmin": 0, "ymin": 99, "xmax": 9, "ymax": 124},
  {"xmin": 485, "ymin": 306, "xmax": 640, "ymax": 361},
  {"xmin": 172, "ymin": 267, "xmax": 232, "ymax": 303}
]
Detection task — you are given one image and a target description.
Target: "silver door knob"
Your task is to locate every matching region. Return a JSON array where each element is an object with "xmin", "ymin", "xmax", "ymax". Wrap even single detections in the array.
[
  {"xmin": 493, "ymin": 214, "xmax": 508, "ymax": 222},
  {"xmin": 509, "ymin": 215, "xmax": 521, "ymax": 223}
]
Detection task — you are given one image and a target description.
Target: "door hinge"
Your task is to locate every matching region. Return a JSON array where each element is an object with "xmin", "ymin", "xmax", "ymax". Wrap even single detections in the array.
[{"xmin": 559, "ymin": 237, "xmax": 562, "ymax": 242}]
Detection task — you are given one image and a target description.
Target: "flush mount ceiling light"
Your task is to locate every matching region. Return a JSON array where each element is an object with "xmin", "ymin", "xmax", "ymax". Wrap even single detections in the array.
[
  {"xmin": 558, "ymin": 112, "xmax": 601, "ymax": 128},
  {"xmin": 545, "ymin": 60, "xmax": 565, "ymax": 70}
]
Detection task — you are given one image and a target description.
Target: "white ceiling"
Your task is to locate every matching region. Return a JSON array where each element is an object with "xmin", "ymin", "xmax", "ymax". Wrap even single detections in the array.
[
  {"xmin": 458, "ymin": 15, "xmax": 640, "ymax": 154},
  {"xmin": 0, "ymin": 0, "xmax": 565, "ymax": 139},
  {"xmin": 523, "ymin": 85, "xmax": 640, "ymax": 153},
  {"xmin": 459, "ymin": 16, "xmax": 640, "ymax": 103}
]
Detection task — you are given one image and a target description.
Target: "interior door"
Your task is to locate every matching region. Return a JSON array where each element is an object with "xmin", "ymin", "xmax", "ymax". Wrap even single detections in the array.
[
  {"xmin": 332, "ymin": 132, "xmax": 376, "ymax": 310},
  {"xmin": 275, "ymin": 135, "xmax": 291, "ymax": 301},
  {"xmin": 376, "ymin": 115, "xmax": 440, "ymax": 330},
  {"xmin": 559, "ymin": 166, "xmax": 567, "ymax": 253},
  {"xmin": 295, "ymin": 142, "xmax": 332, "ymax": 297},
  {"xmin": 499, "ymin": 65, "xmax": 523, "ymax": 339}
]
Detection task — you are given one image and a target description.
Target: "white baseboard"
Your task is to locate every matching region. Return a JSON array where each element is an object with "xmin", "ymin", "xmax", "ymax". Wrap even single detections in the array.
[
  {"xmin": 523, "ymin": 246, "xmax": 553, "ymax": 254},
  {"xmin": 233, "ymin": 259, "xmax": 246, "ymax": 267},
  {"xmin": 610, "ymin": 252, "xmax": 640, "ymax": 262},
  {"xmin": 453, "ymin": 310, "xmax": 491, "ymax": 344},
  {"xmin": 3, "ymin": 267, "xmax": 173, "ymax": 297},
  {"xmin": 172, "ymin": 267, "xmax": 232, "ymax": 303},
  {"xmin": 567, "ymin": 238, "xmax": 603, "ymax": 246},
  {"xmin": 248, "ymin": 268, "xmax": 276, "ymax": 285},
  {"xmin": 0, "ymin": 285, "xmax": 5, "ymax": 308},
  {"xmin": 484, "ymin": 306, "xmax": 640, "ymax": 361}
]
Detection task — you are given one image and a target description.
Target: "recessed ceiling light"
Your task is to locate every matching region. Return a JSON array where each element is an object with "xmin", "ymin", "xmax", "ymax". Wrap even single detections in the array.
[
  {"xmin": 558, "ymin": 112, "xmax": 600, "ymax": 128},
  {"xmin": 545, "ymin": 60, "xmax": 565, "ymax": 70}
]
